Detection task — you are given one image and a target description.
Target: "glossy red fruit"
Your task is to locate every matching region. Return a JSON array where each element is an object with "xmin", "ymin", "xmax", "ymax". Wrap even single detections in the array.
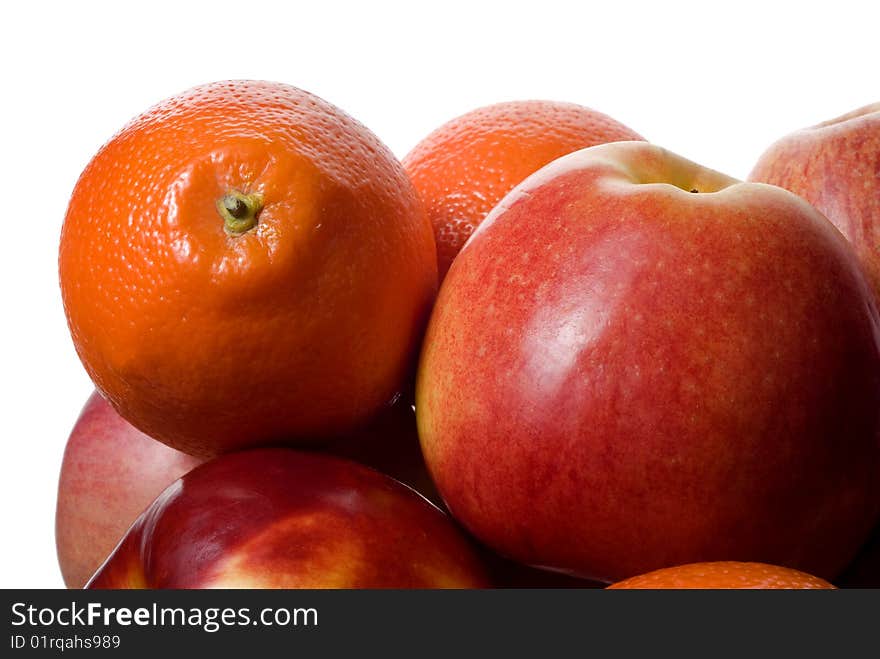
[
  {"xmin": 418, "ymin": 141, "xmax": 880, "ymax": 583},
  {"xmin": 87, "ymin": 449, "xmax": 489, "ymax": 588},
  {"xmin": 750, "ymin": 103, "xmax": 880, "ymax": 297},
  {"xmin": 56, "ymin": 391, "xmax": 202, "ymax": 588}
]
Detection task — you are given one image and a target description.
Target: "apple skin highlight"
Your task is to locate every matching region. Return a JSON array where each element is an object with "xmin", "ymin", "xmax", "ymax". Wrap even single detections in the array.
[{"xmin": 86, "ymin": 449, "xmax": 490, "ymax": 589}]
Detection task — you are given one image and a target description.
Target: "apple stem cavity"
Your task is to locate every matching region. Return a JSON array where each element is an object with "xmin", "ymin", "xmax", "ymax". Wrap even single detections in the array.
[{"xmin": 217, "ymin": 190, "xmax": 263, "ymax": 235}]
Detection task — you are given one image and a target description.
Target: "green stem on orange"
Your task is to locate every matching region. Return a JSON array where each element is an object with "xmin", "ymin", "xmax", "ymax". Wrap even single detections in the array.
[{"xmin": 216, "ymin": 190, "xmax": 263, "ymax": 234}]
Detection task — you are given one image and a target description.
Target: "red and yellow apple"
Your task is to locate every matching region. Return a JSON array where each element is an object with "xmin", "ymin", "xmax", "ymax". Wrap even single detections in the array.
[
  {"xmin": 55, "ymin": 391, "xmax": 203, "ymax": 588},
  {"xmin": 57, "ymin": 392, "xmax": 439, "ymax": 588},
  {"xmin": 417, "ymin": 141, "xmax": 880, "ymax": 583},
  {"xmin": 749, "ymin": 103, "xmax": 880, "ymax": 295},
  {"xmin": 87, "ymin": 448, "xmax": 489, "ymax": 588}
]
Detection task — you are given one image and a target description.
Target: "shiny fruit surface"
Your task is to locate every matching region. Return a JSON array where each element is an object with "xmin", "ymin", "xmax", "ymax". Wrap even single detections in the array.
[
  {"xmin": 60, "ymin": 80, "xmax": 437, "ymax": 456},
  {"xmin": 418, "ymin": 141, "xmax": 880, "ymax": 583},
  {"xmin": 87, "ymin": 449, "xmax": 489, "ymax": 588}
]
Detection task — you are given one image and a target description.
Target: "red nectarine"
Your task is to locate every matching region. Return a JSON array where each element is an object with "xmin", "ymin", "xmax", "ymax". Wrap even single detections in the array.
[
  {"xmin": 87, "ymin": 449, "xmax": 489, "ymax": 588},
  {"xmin": 418, "ymin": 141, "xmax": 880, "ymax": 583}
]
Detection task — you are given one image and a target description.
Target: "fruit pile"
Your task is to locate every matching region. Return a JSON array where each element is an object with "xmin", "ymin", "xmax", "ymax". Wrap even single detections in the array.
[{"xmin": 56, "ymin": 80, "xmax": 880, "ymax": 589}]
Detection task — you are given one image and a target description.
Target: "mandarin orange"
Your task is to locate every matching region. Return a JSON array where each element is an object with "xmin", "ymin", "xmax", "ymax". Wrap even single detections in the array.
[
  {"xmin": 59, "ymin": 80, "xmax": 437, "ymax": 456},
  {"xmin": 608, "ymin": 561, "xmax": 835, "ymax": 589}
]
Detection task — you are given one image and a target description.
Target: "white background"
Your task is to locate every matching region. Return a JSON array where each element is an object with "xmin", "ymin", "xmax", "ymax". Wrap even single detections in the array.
[{"xmin": 1, "ymin": 0, "xmax": 876, "ymax": 588}]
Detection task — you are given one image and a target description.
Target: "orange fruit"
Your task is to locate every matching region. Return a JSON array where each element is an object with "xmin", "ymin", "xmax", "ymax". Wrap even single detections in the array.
[
  {"xmin": 402, "ymin": 100, "xmax": 644, "ymax": 278},
  {"xmin": 607, "ymin": 562, "xmax": 835, "ymax": 589},
  {"xmin": 59, "ymin": 80, "xmax": 437, "ymax": 457}
]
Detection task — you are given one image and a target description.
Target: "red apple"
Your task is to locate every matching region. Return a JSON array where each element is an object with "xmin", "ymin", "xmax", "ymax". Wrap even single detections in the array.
[
  {"xmin": 417, "ymin": 141, "xmax": 880, "ymax": 583},
  {"xmin": 749, "ymin": 103, "xmax": 880, "ymax": 295},
  {"xmin": 86, "ymin": 449, "xmax": 489, "ymax": 588},
  {"xmin": 55, "ymin": 391, "xmax": 203, "ymax": 588},
  {"xmin": 57, "ymin": 392, "xmax": 441, "ymax": 588}
]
